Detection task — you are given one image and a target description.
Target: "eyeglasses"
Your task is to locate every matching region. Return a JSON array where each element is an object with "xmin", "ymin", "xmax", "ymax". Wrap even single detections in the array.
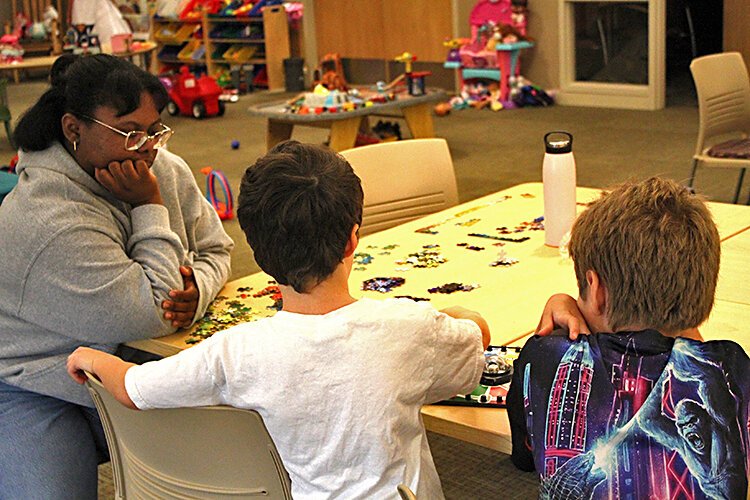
[{"xmin": 81, "ymin": 115, "xmax": 174, "ymax": 151}]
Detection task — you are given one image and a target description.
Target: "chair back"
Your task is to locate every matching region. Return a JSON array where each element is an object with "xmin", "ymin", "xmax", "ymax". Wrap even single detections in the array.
[
  {"xmin": 85, "ymin": 374, "xmax": 292, "ymax": 500},
  {"xmin": 340, "ymin": 138, "xmax": 459, "ymax": 236},
  {"xmin": 690, "ymin": 52, "xmax": 750, "ymax": 156}
]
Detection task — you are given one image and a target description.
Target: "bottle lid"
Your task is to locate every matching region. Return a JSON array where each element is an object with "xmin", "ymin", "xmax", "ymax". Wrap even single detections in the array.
[{"xmin": 544, "ymin": 131, "xmax": 573, "ymax": 154}]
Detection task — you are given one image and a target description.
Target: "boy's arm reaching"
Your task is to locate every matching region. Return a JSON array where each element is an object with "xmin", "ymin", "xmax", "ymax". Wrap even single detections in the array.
[
  {"xmin": 67, "ymin": 347, "xmax": 138, "ymax": 410},
  {"xmin": 536, "ymin": 293, "xmax": 591, "ymax": 340},
  {"xmin": 440, "ymin": 306, "xmax": 491, "ymax": 348}
]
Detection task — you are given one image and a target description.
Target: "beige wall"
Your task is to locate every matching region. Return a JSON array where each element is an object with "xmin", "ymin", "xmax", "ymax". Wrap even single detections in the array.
[
  {"xmin": 522, "ymin": 0, "xmax": 560, "ymax": 90},
  {"xmin": 313, "ymin": 0, "xmax": 452, "ymax": 62}
]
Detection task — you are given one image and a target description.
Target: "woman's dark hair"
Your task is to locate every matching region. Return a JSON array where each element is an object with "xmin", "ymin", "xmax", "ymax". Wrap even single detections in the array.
[
  {"xmin": 237, "ymin": 141, "xmax": 364, "ymax": 293},
  {"xmin": 13, "ymin": 54, "xmax": 169, "ymax": 151}
]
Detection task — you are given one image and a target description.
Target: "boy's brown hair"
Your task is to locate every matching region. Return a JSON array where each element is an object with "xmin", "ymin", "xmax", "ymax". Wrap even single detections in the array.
[
  {"xmin": 237, "ymin": 141, "xmax": 363, "ymax": 293},
  {"xmin": 568, "ymin": 177, "xmax": 720, "ymax": 332}
]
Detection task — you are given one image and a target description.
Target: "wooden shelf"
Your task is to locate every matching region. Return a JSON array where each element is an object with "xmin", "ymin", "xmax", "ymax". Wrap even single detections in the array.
[
  {"xmin": 207, "ymin": 16, "xmax": 263, "ymax": 23},
  {"xmin": 153, "ymin": 17, "xmax": 202, "ymax": 23},
  {"xmin": 152, "ymin": 6, "xmax": 289, "ymax": 90},
  {"xmin": 157, "ymin": 58, "xmax": 206, "ymax": 65},
  {"xmin": 209, "ymin": 38, "xmax": 265, "ymax": 43},
  {"xmin": 212, "ymin": 58, "xmax": 266, "ymax": 65}
]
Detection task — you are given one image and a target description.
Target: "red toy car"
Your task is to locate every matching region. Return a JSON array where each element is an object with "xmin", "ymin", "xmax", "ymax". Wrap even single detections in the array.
[{"xmin": 165, "ymin": 66, "xmax": 225, "ymax": 119}]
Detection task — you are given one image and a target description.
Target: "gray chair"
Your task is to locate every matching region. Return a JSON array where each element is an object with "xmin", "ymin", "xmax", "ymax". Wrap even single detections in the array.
[
  {"xmin": 85, "ymin": 373, "xmax": 292, "ymax": 499},
  {"xmin": 689, "ymin": 52, "xmax": 750, "ymax": 204}
]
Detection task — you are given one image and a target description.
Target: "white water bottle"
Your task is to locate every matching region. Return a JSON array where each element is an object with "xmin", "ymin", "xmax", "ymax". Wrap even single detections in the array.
[{"xmin": 543, "ymin": 131, "xmax": 576, "ymax": 247}]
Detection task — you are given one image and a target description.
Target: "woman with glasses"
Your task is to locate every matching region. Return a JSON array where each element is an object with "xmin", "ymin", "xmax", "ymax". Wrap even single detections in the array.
[{"xmin": 0, "ymin": 54, "xmax": 233, "ymax": 498}]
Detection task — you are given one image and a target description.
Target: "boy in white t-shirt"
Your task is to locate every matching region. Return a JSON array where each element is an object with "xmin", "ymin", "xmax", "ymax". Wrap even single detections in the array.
[{"xmin": 67, "ymin": 140, "xmax": 491, "ymax": 499}]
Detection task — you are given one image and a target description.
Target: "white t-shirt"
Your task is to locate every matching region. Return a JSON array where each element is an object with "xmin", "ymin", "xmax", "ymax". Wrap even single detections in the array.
[{"xmin": 125, "ymin": 298, "xmax": 484, "ymax": 499}]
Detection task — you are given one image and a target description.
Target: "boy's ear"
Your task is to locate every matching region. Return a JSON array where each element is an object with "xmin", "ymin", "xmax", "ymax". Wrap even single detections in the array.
[
  {"xmin": 343, "ymin": 224, "xmax": 359, "ymax": 258},
  {"xmin": 586, "ymin": 270, "xmax": 608, "ymax": 315}
]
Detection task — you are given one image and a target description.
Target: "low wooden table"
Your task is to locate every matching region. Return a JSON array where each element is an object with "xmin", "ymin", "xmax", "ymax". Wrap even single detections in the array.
[
  {"xmin": 126, "ymin": 183, "xmax": 750, "ymax": 454},
  {"xmin": 0, "ymin": 44, "xmax": 158, "ymax": 84},
  {"xmin": 0, "ymin": 56, "xmax": 59, "ymax": 84},
  {"xmin": 247, "ymin": 88, "xmax": 447, "ymax": 152}
]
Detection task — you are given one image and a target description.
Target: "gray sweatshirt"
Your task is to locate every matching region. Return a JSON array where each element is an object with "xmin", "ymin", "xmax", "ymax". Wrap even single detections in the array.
[{"xmin": 0, "ymin": 142, "xmax": 234, "ymax": 406}]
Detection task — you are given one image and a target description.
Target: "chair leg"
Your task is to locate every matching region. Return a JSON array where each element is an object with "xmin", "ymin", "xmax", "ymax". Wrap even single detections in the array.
[
  {"xmin": 596, "ymin": 16, "xmax": 609, "ymax": 66},
  {"xmin": 685, "ymin": 5, "xmax": 697, "ymax": 59},
  {"xmin": 4, "ymin": 121, "xmax": 14, "ymax": 150},
  {"xmin": 733, "ymin": 168, "xmax": 746, "ymax": 204},
  {"xmin": 688, "ymin": 159, "xmax": 698, "ymax": 188}
]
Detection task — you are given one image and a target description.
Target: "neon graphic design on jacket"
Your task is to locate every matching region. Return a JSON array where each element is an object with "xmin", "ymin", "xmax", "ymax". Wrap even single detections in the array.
[{"xmin": 508, "ymin": 330, "xmax": 750, "ymax": 500}]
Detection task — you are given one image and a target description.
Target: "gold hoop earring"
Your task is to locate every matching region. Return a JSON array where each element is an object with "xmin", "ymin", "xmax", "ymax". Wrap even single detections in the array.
[{"xmin": 73, "ymin": 140, "xmax": 78, "ymax": 152}]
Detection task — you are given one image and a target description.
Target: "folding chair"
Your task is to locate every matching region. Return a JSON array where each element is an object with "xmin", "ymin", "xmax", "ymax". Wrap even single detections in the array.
[{"xmin": 689, "ymin": 52, "xmax": 750, "ymax": 204}]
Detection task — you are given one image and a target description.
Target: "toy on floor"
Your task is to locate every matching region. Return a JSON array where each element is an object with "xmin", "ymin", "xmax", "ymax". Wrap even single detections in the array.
[
  {"xmin": 201, "ymin": 167, "xmax": 234, "ymax": 220},
  {"xmin": 164, "ymin": 66, "xmax": 225, "ymax": 119},
  {"xmin": 231, "ymin": 140, "xmax": 240, "ymax": 149}
]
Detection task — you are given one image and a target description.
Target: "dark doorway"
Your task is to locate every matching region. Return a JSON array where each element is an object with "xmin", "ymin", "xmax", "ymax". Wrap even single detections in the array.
[{"xmin": 666, "ymin": 0, "xmax": 723, "ymax": 106}]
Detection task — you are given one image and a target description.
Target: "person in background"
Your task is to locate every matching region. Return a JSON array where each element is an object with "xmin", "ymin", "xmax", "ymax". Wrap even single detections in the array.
[
  {"xmin": 0, "ymin": 54, "xmax": 233, "ymax": 498},
  {"xmin": 507, "ymin": 177, "xmax": 749, "ymax": 499}
]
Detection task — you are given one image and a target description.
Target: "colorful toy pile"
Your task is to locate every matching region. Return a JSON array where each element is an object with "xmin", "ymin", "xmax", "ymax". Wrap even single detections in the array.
[
  {"xmin": 174, "ymin": 0, "xmax": 283, "ymax": 20},
  {"xmin": 9, "ymin": 6, "xmax": 61, "ymax": 60},
  {"xmin": 285, "ymin": 84, "xmax": 396, "ymax": 115}
]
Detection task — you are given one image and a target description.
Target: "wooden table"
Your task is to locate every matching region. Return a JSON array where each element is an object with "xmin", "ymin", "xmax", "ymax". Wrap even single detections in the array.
[
  {"xmin": 0, "ymin": 56, "xmax": 59, "ymax": 84},
  {"xmin": 247, "ymin": 88, "xmax": 447, "ymax": 152},
  {"xmin": 127, "ymin": 182, "xmax": 750, "ymax": 453},
  {"xmin": 0, "ymin": 44, "xmax": 158, "ymax": 84},
  {"xmin": 113, "ymin": 43, "xmax": 158, "ymax": 71}
]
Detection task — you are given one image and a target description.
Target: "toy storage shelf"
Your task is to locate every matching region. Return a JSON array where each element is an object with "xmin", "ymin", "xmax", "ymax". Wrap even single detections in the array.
[
  {"xmin": 204, "ymin": 5, "xmax": 290, "ymax": 91},
  {"xmin": 151, "ymin": 6, "xmax": 290, "ymax": 91},
  {"xmin": 210, "ymin": 38, "xmax": 266, "ymax": 44},
  {"xmin": 152, "ymin": 16, "xmax": 206, "ymax": 73}
]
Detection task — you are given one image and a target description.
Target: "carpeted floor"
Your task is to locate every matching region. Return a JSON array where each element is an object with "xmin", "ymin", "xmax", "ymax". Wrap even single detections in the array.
[{"xmin": 3, "ymin": 77, "xmax": 742, "ymax": 499}]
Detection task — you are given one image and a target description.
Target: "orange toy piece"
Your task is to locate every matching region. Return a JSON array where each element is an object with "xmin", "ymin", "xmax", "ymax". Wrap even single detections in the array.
[{"xmin": 314, "ymin": 53, "xmax": 347, "ymax": 91}]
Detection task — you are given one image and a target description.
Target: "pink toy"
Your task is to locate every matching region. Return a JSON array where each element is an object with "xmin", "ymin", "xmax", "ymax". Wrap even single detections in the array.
[
  {"xmin": 448, "ymin": 0, "xmax": 533, "ymax": 106},
  {"xmin": 0, "ymin": 35, "xmax": 24, "ymax": 64},
  {"xmin": 110, "ymin": 33, "xmax": 133, "ymax": 54}
]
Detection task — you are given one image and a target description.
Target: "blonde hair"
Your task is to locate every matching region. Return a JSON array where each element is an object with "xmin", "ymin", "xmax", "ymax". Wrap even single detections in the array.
[{"xmin": 568, "ymin": 177, "xmax": 720, "ymax": 332}]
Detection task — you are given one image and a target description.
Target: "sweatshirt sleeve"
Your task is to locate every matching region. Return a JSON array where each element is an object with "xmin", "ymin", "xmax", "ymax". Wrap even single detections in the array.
[
  {"xmin": 187, "ymin": 194, "xmax": 233, "ymax": 323},
  {"xmin": 18, "ymin": 206, "xmax": 184, "ymax": 343},
  {"xmin": 165, "ymin": 152, "xmax": 233, "ymax": 324}
]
